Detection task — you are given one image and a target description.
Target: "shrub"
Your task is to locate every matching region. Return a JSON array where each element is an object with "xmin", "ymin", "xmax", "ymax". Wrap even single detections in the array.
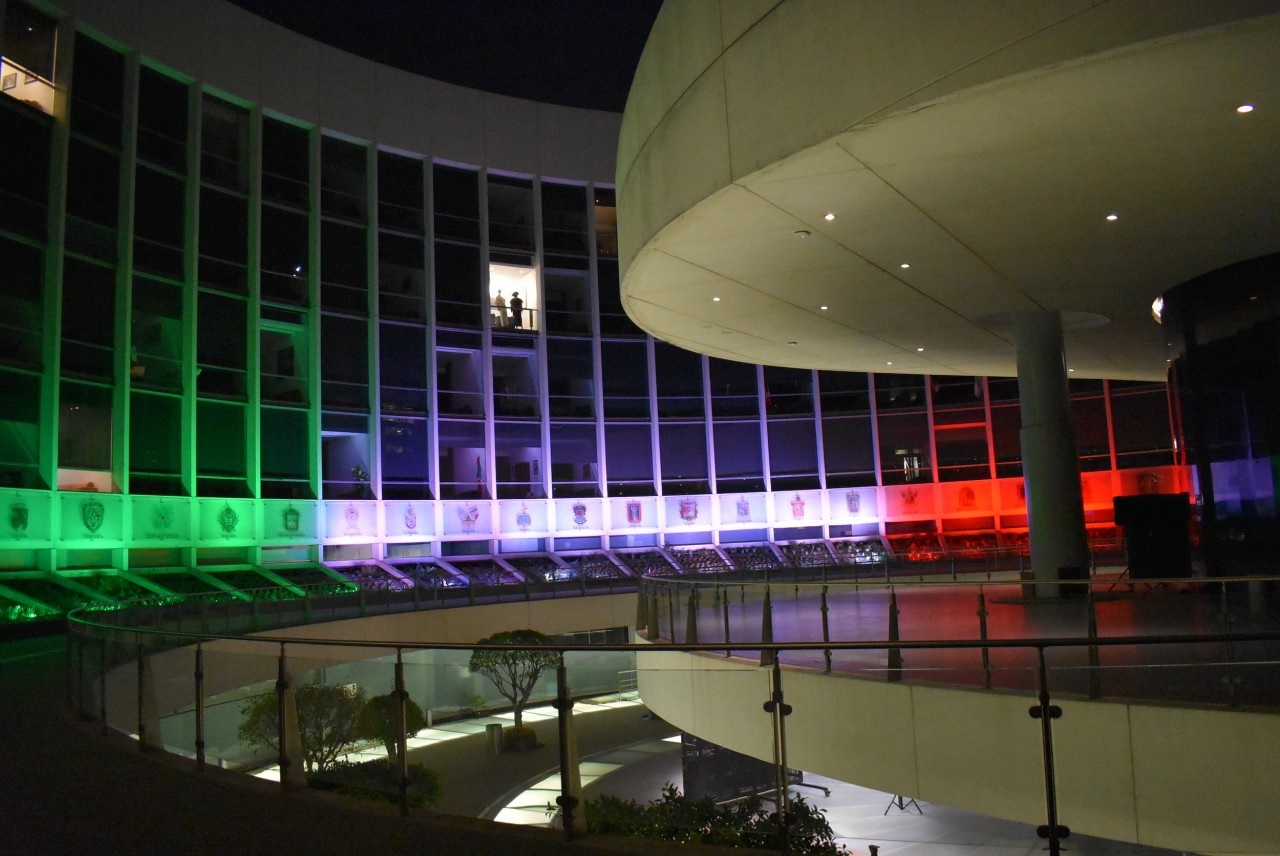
[{"xmin": 311, "ymin": 759, "xmax": 443, "ymax": 809}]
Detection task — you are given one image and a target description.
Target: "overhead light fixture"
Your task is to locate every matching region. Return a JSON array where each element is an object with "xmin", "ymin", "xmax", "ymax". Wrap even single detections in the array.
[
  {"xmin": 795, "ymin": 230, "xmax": 810, "ymax": 238},
  {"xmin": 712, "ymin": 296, "xmax": 721, "ymax": 302},
  {"xmin": 819, "ymin": 305, "xmax": 828, "ymax": 311},
  {"xmin": 886, "ymin": 361, "xmax": 893, "ymax": 366},
  {"xmin": 900, "ymin": 263, "xmax": 910, "ymax": 269},
  {"xmin": 824, "ymin": 213, "xmax": 835, "ymax": 221},
  {"xmin": 916, "ymin": 347, "xmax": 924, "ymax": 352},
  {"xmin": 787, "ymin": 341, "xmax": 797, "ymax": 346},
  {"xmin": 1237, "ymin": 104, "xmax": 1255, "ymax": 113},
  {"xmin": 1106, "ymin": 214, "xmax": 1118, "ymax": 221}
]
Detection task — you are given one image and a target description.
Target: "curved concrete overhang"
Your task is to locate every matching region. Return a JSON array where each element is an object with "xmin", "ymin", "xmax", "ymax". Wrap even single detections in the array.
[
  {"xmin": 638, "ymin": 649, "xmax": 1280, "ymax": 855},
  {"xmin": 617, "ymin": 1, "xmax": 1280, "ymax": 380}
]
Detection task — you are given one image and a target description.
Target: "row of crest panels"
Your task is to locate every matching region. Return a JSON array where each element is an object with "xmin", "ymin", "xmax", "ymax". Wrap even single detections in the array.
[{"xmin": 2, "ymin": 464, "xmax": 1187, "ymax": 553}]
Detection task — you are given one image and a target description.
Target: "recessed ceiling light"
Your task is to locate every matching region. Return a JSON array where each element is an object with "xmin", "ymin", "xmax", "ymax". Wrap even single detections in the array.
[
  {"xmin": 916, "ymin": 347, "xmax": 924, "ymax": 352},
  {"xmin": 787, "ymin": 341, "xmax": 797, "ymax": 346},
  {"xmin": 900, "ymin": 263, "xmax": 910, "ymax": 269},
  {"xmin": 795, "ymin": 230, "xmax": 810, "ymax": 238},
  {"xmin": 1068, "ymin": 368, "xmax": 1075, "ymax": 372},
  {"xmin": 712, "ymin": 296, "xmax": 721, "ymax": 302},
  {"xmin": 1237, "ymin": 104, "xmax": 1255, "ymax": 113},
  {"xmin": 824, "ymin": 213, "xmax": 835, "ymax": 221},
  {"xmin": 820, "ymin": 305, "xmax": 828, "ymax": 311},
  {"xmin": 1106, "ymin": 214, "xmax": 1118, "ymax": 221},
  {"xmin": 886, "ymin": 361, "xmax": 893, "ymax": 366}
]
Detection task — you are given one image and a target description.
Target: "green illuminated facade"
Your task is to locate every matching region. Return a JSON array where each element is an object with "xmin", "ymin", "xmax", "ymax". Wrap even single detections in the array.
[{"xmin": 0, "ymin": 0, "xmax": 1182, "ymax": 624}]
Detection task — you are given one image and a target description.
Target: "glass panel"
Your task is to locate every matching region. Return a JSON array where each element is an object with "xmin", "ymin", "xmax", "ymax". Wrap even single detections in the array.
[
  {"xmin": 320, "ymin": 220, "xmax": 367, "ymax": 313},
  {"xmin": 438, "ymin": 419, "xmax": 486, "ymax": 499},
  {"xmin": 434, "ymin": 240, "xmax": 482, "ymax": 328},
  {"xmin": 655, "ymin": 343, "xmax": 703, "ymax": 418},
  {"xmin": 320, "ymin": 314, "xmax": 368, "ymax": 411},
  {"xmin": 543, "ymin": 270, "xmax": 591, "ymax": 334},
  {"xmin": 659, "ymin": 422, "xmax": 708, "ymax": 494},
  {"xmin": 133, "ymin": 165, "xmax": 186, "ymax": 278},
  {"xmin": 547, "ymin": 338, "xmax": 594, "ymax": 419},
  {"xmin": 136, "ymin": 66, "xmax": 188, "ymax": 171},
  {"xmin": 321, "ymin": 136, "xmax": 367, "ymax": 223},
  {"xmin": 262, "ymin": 118, "xmax": 310, "ymax": 209},
  {"xmin": 550, "ymin": 424, "xmax": 599, "ymax": 498},
  {"xmin": 605, "ymin": 423, "xmax": 653, "ymax": 496},
  {"xmin": 709, "ymin": 358, "xmax": 758, "ymax": 417},
  {"xmin": 432, "ymin": 163, "xmax": 480, "ymax": 243},
  {"xmin": 378, "ymin": 232, "xmax": 425, "ymax": 321},
  {"xmin": 542, "ymin": 181, "xmax": 588, "ymax": 257},
  {"xmin": 59, "ymin": 381, "xmax": 112, "ymax": 471},
  {"xmin": 197, "ymin": 291, "xmax": 247, "ymax": 399},
  {"xmin": 492, "ymin": 353, "xmax": 539, "ymax": 419},
  {"xmin": 130, "ymin": 391, "xmax": 182, "ymax": 492},
  {"xmin": 764, "ymin": 366, "xmax": 813, "ymax": 416},
  {"xmin": 61, "ymin": 256, "xmax": 116, "ymax": 379},
  {"xmin": 0, "ymin": 237, "xmax": 44, "ymax": 368},
  {"xmin": 377, "ymin": 151, "xmax": 424, "ymax": 233},
  {"xmin": 261, "ymin": 205, "xmax": 309, "ymax": 305},
  {"xmin": 601, "ymin": 340, "xmax": 649, "ymax": 418},
  {"xmin": 487, "ymin": 175, "xmax": 534, "ymax": 253},
  {"xmin": 200, "ymin": 96, "xmax": 248, "ymax": 191},
  {"xmin": 131, "ymin": 277, "xmax": 184, "ymax": 393},
  {"xmin": 818, "ymin": 370, "xmax": 870, "ymax": 415},
  {"xmin": 436, "ymin": 350, "xmax": 484, "ymax": 417},
  {"xmin": 714, "ymin": 421, "xmax": 763, "ymax": 492},
  {"xmin": 822, "ymin": 415, "xmax": 877, "ymax": 488}
]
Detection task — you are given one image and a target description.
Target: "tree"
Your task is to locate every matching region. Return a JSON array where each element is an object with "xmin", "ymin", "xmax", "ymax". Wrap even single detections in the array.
[
  {"xmin": 467, "ymin": 629, "xmax": 559, "ymax": 729},
  {"xmin": 238, "ymin": 682, "xmax": 367, "ymax": 773},
  {"xmin": 357, "ymin": 690, "xmax": 427, "ymax": 768},
  {"xmin": 583, "ymin": 784, "xmax": 850, "ymax": 854}
]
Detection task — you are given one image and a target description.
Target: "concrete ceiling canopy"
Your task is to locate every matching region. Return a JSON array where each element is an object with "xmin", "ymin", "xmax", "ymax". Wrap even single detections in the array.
[{"xmin": 616, "ymin": 0, "xmax": 1280, "ymax": 381}]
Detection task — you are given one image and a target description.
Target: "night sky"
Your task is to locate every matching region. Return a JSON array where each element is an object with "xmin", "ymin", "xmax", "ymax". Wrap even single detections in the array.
[{"xmin": 228, "ymin": 0, "xmax": 665, "ymax": 112}]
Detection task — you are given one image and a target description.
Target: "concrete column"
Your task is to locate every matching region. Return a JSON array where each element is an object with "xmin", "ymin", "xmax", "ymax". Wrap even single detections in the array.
[{"xmin": 1013, "ymin": 311, "xmax": 1088, "ymax": 596}]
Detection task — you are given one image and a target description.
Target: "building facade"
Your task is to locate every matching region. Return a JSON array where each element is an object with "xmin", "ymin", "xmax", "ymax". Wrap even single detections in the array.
[{"xmin": 0, "ymin": 0, "xmax": 1183, "ymax": 624}]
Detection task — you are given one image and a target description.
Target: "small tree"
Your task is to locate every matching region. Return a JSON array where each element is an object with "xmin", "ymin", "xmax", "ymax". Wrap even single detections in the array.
[
  {"xmin": 357, "ymin": 690, "xmax": 427, "ymax": 768},
  {"xmin": 238, "ymin": 682, "xmax": 367, "ymax": 773},
  {"xmin": 467, "ymin": 629, "xmax": 559, "ymax": 729}
]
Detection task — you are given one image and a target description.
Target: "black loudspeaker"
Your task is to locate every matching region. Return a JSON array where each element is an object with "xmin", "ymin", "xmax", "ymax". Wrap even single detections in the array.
[{"xmin": 1113, "ymin": 493, "xmax": 1192, "ymax": 579}]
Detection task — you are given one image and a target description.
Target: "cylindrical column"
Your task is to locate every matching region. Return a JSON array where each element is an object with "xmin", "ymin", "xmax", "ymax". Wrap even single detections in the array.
[{"xmin": 1014, "ymin": 310, "xmax": 1088, "ymax": 596}]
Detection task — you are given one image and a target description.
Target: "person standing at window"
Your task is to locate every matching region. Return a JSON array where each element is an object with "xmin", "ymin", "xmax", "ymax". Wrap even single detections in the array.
[
  {"xmin": 493, "ymin": 290, "xmax": 507, "ymax": 327},
  {"xmin": 509, "ymin": 292, "xmax": 524, "ymax": 329}
]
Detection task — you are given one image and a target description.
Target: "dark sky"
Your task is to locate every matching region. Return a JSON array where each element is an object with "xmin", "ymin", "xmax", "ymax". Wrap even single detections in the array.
[{"xmin": 229, "ymin": 0, "xmax": 665, "ymax": 112}]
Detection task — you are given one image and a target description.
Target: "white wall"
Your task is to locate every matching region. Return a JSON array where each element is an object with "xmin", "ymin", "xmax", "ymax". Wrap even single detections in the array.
[
  {"xmin": 46, "ymin": 0, "xmax": 621, "ymax": 183},
  {"xmin": 638, "ymin": 648, "xmax": 1280, "ymax": 855}
]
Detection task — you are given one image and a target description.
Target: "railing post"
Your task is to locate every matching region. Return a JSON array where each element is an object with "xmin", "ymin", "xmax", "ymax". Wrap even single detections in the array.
[
  {"xmin": 666, "ymin": 584, "xmax": 676, "ymax": 641},
  {"xmin": 977, "ymin": 587, "xmax": 991, "ymax": 689},
  {"xmin": 760, "ymin": 588, "xmax": 775, "ymax": 667},
  {"xmin": 136, "ymin": 642, "xmax": 148, "ymax": 751},
  {"xmin": 685, "ymin": 588, "xmax": 698, "ymax": 644},
  {"xmin": 636, "ymin": 580, "xmax": 650, "ymax": 639},
  {"xmin": 1086, "ymin": 586, "xmax": 1101, "ymax": 700},
  {"xmin": 763, "ymin": 659, "xmax": 793, "ymax": 854},
  {"xmin": 722, "ymin": 585, "xmax": 732, "ymax": 657},
  {"xmin": 1031, "ymin": 646, "xmax": 1068, "ymax": 856},
  {"xmin": 395, "ymin": 650, "xmax": 409, "ymax": 817},
  {"xmin": 820, "ymin": 585, "xmax": 832, "ymax": 673},
  {"xmin": 194, "ymin": 642, "xmax": 206, "ymax": 771},
  {"xmin": 99, "ymin": 633, "xmax": 108, "ymax": 735},
  {"xmin": 276, "ymin": 644, "xmax": 305, "ymax": 790},
  {"xmin": 886, "ymin": 587, "xmax": 902, "ymax": 681},
  {"xmin": 554, "ymin": 654, "xmax": 582, "ymax": 840}
]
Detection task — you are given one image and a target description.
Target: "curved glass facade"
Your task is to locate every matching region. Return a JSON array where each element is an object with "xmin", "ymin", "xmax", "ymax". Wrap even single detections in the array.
[{"xmin": 0, "ymin": 3, "xmax": 1184, "ymax": 622}]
